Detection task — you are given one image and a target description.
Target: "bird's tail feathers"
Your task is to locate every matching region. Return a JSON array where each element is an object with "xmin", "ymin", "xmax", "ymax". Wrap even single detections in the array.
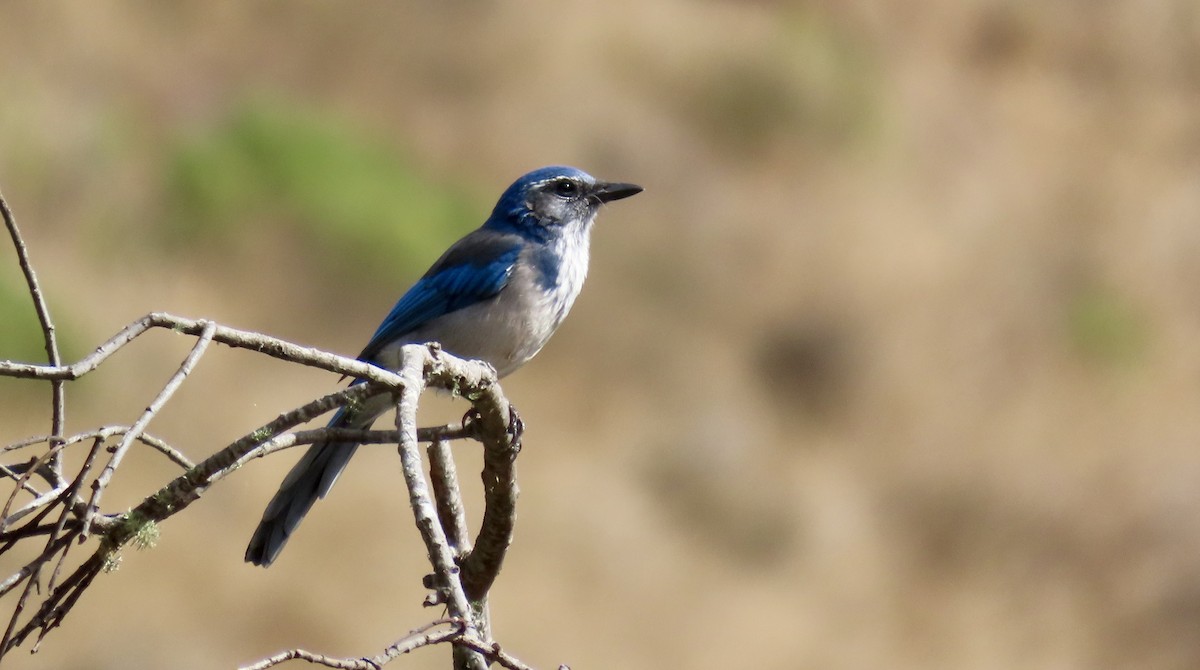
[{"xmin": 244, "ymin": 404, "xmax": 379, "ymax": 567}]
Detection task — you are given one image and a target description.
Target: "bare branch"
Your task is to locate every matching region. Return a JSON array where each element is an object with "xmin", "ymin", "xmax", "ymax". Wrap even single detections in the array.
[
  {"xmin": 243, "ymin": 424, "xmax": 471, "ymax": 463},
  {"xmin": 0, "ymin": 189, "xmax": 65, "ymax": 480},
  {"xmin": 2, "ymin": 482, "xmax": 68, "ymax": 529},
  {"xmin": 238, "ymin": 619, "xmax": 555, "ymax": 670},
  {"xmin": 80, "ymin": 320, "xmax": 216, "ymax": 539},
  {"xmin": 0, "ymin": 382, "xmax": 387, "ymax": 655},
  {"xmin": 239, "ymin": 619, "xmax": 468, "ymax": 670},
  {"xmin": 454, "ymin": 635, "xmax": 557, "ymax": 670},
  {"xmin": 0, "ymin": 462, "xmax": 46, "ymax": 504},
  {"xmin": 393, "ymin": 350, "xmax": 488, "ymax": 670},
  {"xmin": 0, "ymin": 534, "xmax": 73, "ymax": 599},
  {"xmin": 0, "ymin": 431, "xmax": 111, "ymax": 654},
  {"xmin": 429, "ymin": 437, "xmax": 471, "ymax": 552},
  {"xmin": 0, "ymin": 312, "xmax": 413, "ymax": 388},
  {"xmin": 2, "ymin": 427, "xmax": 189, "ymax": 534},
  {"xmin": 2, "ymin": 427, "xmax": 192, "ymax": 470},
  {"xmin": 460, "ymin": 408, "xmax": 521, "ymax": 602}
]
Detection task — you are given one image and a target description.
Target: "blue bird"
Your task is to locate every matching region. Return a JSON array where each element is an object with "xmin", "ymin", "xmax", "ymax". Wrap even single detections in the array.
[{"xmin": 245, "ymin": 166, "xmax": 642, "ymax": 566}]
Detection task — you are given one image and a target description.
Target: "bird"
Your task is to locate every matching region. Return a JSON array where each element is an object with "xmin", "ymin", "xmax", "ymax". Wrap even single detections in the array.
[{"xmin": 245, "ymin": 165, "xmax": 642, "ymax": 566}]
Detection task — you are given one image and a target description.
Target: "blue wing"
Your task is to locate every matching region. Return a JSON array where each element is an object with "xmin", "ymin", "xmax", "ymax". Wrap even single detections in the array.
[{"xmin": 356, "ymin": 230, "xmax": 523, "ymax": 363}]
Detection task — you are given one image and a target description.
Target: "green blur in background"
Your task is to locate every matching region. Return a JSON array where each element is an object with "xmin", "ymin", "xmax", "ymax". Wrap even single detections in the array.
[{"xmin": 166, "ymin": 101, "xmax": 482, "ymax": 278}]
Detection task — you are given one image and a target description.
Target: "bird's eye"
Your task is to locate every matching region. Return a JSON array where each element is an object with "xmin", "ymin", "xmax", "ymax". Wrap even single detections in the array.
[{"xmin": 553, "ymin": 180, "xmax": 578, "ymax": 197}]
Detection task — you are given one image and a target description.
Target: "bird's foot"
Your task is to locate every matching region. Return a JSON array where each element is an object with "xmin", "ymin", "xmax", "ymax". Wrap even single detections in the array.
[{"xmin": 460, "ymin": 405, "xmax": 523, "ymax": 452}]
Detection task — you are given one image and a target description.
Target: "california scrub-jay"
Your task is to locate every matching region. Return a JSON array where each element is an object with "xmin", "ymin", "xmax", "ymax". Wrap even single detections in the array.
[{"xmin": 245, "ymin": 166, "xmax": 642, "ymax": 566}]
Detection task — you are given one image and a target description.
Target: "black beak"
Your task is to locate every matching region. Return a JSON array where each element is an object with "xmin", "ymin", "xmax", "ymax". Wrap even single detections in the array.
[{"xmin": 591, "ymin": 181, "xmax": 643, "ymax": 204}]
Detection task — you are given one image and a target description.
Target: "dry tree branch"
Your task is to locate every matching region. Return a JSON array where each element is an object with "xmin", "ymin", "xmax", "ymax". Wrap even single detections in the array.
[
  {"xmin": 0, "ymin": 189, "xmax": 554, "ymax": 668},
  {"xmin": 237, "ymin": 618, "xmax": 559, "ymax": 670},
  {"xmin": 0, "ymin": 189, "xmax": 66, "ymax": 484},
  {"xmin": 429, "ymin": 438, "xmax": 470, "ymax": 552},
  {"xmin": 394, "ymin": 353, "xmax": 490, "ymax": 670},
  {"xmin": 239, "ymin": 619, "xmax": 469, "ymax": 670},
  {"xmin": 3, "ymin": 426, "xmax": 193, "ymax": 472},
  {"xmin": 1, "ymin": 335, "xmax": 530, "ymax": 663},
  {"xmin": 80, "ymin": 320, "xmax": 216, "ymax": 539}
]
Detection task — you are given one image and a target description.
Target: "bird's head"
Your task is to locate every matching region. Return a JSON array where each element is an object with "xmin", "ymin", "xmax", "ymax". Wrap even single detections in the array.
[{"xmin": 490, "ymin": 166, "xmax": 642, "ymax": 237}]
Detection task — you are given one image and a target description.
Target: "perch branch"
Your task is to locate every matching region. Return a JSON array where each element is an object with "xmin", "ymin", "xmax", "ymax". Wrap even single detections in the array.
[{"xmin": 393, "ymin": 349, "xmax": 488, "ymax": 670}]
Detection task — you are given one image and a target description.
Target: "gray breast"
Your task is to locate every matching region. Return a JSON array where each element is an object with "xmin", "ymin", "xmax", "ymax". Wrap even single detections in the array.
[{"xmin": 373, "ymin": 230, "xmax": 592, "ymax": 378}]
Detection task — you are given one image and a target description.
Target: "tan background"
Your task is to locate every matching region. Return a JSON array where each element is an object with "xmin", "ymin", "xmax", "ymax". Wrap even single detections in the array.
[{"xmin": 2, "ymin": 2, "xmax": 1199, "ymax": 669}]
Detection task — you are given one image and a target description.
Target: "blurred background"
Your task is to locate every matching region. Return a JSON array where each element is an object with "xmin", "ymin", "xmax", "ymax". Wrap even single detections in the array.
[{"xmin": 1, "ymin": 2, "xmax": 1199, "ymax": 669}]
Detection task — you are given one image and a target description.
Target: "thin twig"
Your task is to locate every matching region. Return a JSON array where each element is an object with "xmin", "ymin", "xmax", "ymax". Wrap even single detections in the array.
[
  {"xmin": 80, "ymin": 320, "xmax": 216, "ymax": 539},
  {"xmin": 240, "ymin": 619, "xmax": 468, "ymax": 670},
  {"xmin": 0, "ymin": 189, "xmax": 66, "ymax": 481},
  {"xmin": 0, "ymin": 438, "xmax": 85, "ymax": 656},
  {"xmin": 0, "ymin": 483, "xmax": 71, "ymax": 553},
  {"xmin": 17, "ymin": 553, "xmax": 102, "ymax": 653},
  {"xmin": 44, "ymin": 436, "xmax": 107, "ymax": 595},
  {"xmin": 3, "ymin": 426, "xmax": 193, "ymax": 470},
  {"xmin": 242, "ymin": 424, "xmax": 471, "ymax": 462},
  {"xmin": 1, "ymin": 442, "xmax": 69, "ymax": 529},
  {"xmin": 1, "ymin": 482, "xmax": 68, "ymax": 529},
  {"xmin": 0, "ymin": 534, "xmax": 73, "ymax": 599},
  {"xmin": 0, "ymin": 462, "xmax": 45, "ymax": 502},
  {"xmin": 0, "ymin": 520, "xmax": 77, "ymax": 543},
  {"xmin": 0, "ymin": 312, "xmax": 413, "ymax": 387}
]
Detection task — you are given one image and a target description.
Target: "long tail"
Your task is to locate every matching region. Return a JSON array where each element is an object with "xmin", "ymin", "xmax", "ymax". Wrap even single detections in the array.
[{"xmin": 245, "ymin": 403, "xmax": 376, "ymax": 567}]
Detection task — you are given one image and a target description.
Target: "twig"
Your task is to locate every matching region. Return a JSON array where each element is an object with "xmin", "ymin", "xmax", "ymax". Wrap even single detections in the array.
[
  {"xmin": 1, "ymin": 440, "xmax": 72, "ymax": 530},
  {"xmin": 80, "ymin": 320, "xmax": 216, "ymax": 539},
  {"xmin": 2, "ymin": 427, "xmax": 192, "ymax": 470},
  {"xmin": 0, "ymin": 534, "xmax": 73, "ymax": 599},
  {"xmin": 0, "ymin": 437, "xmax": 86, "ymax": 656},
  {"xmin": 427, "ymin": 435, "xmax": 486, "ymax": 661},
  {"xmin": 0, "ymin": 462, "xmax": 46, "ymax": 504},
  {"xmin": 24, "ymin": 553, "xmax": 102, "ymax": 653},
  {"xmin": 45, "ymin": 436, "xmax": 107, "ymax": 594},
  {"xmin": 239, "ymin": 619, "xmax": 467, "ymax": 670},
  {"xmin": 241, "ymin": 424, "xmax": 471, "ymax": 462},
  {"xmin": 0, "ymin": 189, "xmax": 65, "ymax": 481},
  {"xmin": 1, "ymin": 481, "xmax": 67, "ymax": 529},
  {"xmin": 239, "ymin": 619, "xmax": 554, "ymax": 670},
  {"xmin": 0, "ymin": 312, "xmax": 412, "ymax": 387},
  {"xmin": 454, "ymin": 635, "xmax": 555, "ymax": 670},
  {"xmin": 0, "ymin": 433, "xmax": 108, "ymax": 654}
]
